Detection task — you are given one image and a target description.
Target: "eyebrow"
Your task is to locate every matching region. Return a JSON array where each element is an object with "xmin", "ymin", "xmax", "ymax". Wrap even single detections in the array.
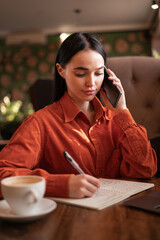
[{"xmin": 73, "ymin": 66, "xmax": 104, "ymax": 71}]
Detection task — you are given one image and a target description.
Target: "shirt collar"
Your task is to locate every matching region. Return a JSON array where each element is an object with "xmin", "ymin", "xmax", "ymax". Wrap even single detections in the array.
[
  {"xmin": 60, "ymin": 92, "xmax": 110, "ymax": 123},
  {"xmin": 60, "ymin": 92, "xmax": 81, "ymax": 122}
]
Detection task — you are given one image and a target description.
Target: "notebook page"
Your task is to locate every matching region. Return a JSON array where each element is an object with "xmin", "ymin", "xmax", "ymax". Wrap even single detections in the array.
[
  {"xmin": 51, "ymin": 179, "xmax": 154, "ymax": 210},
  {"xmin": 99, "ymin": 179, "xmax": 154, "ymax": 195},
  {"xmin": 51, "ymin": 190, "xmax": 129, "ymax": 210}
]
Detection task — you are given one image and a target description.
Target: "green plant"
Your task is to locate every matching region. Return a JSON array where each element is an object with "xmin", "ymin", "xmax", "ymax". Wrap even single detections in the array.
[{"xmin": 0, "ymin": 96, "xmax": 34, "ymax": 139}]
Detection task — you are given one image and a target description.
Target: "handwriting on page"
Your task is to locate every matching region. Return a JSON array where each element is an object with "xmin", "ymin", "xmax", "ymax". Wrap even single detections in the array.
[
  {"xmin": 51, "ymin": 179, "xmax": 154, "ymax": 210},
  {"xmin": 99, "ymin": 179, "xmax": 154, "ymax": 195}
]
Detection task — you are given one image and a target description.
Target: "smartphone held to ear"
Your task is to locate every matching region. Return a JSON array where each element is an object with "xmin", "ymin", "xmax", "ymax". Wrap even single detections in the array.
[{"xmin": 101, "ymin": 66, "xmax": 122, "ymax": 108}]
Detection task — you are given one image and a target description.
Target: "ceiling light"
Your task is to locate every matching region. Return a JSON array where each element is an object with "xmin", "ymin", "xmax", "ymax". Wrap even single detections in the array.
[
  {"xmin": 151, "ymin": 0, "xmax": 159, "ymax": 9},
  {"xmin": 59, "ymin": 33, "xmax": 70, "ymax": 43}
]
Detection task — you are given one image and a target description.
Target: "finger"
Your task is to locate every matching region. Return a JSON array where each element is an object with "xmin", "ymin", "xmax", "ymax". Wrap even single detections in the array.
[
  {"xmin": 108, "ymin": 76, "xmax": 123, "ymax": 91},
  {"xmin": 108, "ymin": 75, "xmax": 120, "ymax": 83},
  {"xmin": 79, "ymin": 176, "xmax": 100, "ymax": 194},
  {"xmin": 76, "ymin": 175, "xmax": 100, "ymax": 198},
  {"xmin": 85, "ymin": 174, "xmax": 100, "ymax": 188},
  {"xmin": 108, "ymin": 68, "xmax": 117, "ymax": 77},
  {"xmin": 80, "ymin": 187, "xmax": 96, "ymax": 198},
  {"xmin": 85, "ymin": 181, "xmax": 99, "ymax": 194},
  {"xmin": 112, "ymin": 81, "xmax": 123, "ymax": 93}
]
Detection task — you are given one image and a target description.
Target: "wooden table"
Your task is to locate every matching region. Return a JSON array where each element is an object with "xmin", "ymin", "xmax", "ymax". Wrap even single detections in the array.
[{"xmin": 0, "ymin": 178, "xmax": 160, "ymax": 240}]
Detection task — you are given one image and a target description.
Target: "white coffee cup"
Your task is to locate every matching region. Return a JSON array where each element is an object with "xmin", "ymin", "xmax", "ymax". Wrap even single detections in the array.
[{"xmin": 1, "ymin": 175, "xmax": 46, "ymax": 216}]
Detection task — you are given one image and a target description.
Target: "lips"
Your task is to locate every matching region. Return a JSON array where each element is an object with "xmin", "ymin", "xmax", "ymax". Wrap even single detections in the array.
[{"xmin": 83, "ymin": 89, "xmax": 96, "ymax": 95}]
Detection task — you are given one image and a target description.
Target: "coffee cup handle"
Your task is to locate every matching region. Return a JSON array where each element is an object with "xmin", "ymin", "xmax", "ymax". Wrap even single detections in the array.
[{"xmin": 26, "ymin": 189, "xmax": 39, "ymax": 204}]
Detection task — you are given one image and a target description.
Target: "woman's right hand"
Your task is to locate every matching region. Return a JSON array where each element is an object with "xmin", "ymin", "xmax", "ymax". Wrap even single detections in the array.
[
  {"xmin": 68, "ymin": 174, "xmax": 100, "ymax": 198},
  {"xmin": 100, "ymin": 68, "xmax": 127, "ymax": 114}
]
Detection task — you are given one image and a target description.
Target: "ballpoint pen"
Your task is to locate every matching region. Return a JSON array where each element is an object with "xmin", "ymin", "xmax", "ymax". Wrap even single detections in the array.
[{"xmin": 63, "ymin": 151, "xmax": 85, "ymax": 174}]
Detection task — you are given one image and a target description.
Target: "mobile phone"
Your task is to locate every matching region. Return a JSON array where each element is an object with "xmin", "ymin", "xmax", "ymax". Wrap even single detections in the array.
[{"xmin": 101, "ymin": 66, "xmax": 122, "ymax": 108}]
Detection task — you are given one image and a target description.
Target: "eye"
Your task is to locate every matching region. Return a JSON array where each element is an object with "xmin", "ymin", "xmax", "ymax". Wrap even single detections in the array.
[
  {"xmin": 75, "ymin": 74, "xmax": 85, "ymax": 77},
  {"xmin": 95, "ymin": 72, "xmax": 103, "ymax": 76},
  {"xmin": 75, "ymin": 72, "xmax": 86, "ymax": 77}
]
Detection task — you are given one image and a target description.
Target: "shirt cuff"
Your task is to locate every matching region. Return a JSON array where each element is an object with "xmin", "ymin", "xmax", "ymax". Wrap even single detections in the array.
[
  {"xmin": 45, "ymin": 174, "xmax": 71, "ymax": 198},
  {"xmin": 113, "ymin": 109, "xmax": 137, "ymax": 131}
]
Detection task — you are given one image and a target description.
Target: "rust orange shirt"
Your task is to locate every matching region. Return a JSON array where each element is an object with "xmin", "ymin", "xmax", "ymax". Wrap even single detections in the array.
[{"xmin": 0, "ymin": 92, "xmax": 157, "ymax": 197}]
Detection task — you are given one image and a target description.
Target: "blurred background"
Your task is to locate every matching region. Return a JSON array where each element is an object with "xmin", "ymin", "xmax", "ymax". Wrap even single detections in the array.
[{"xmin": 0, "ymin": 0, "xmax": 160, "ymax": 140}]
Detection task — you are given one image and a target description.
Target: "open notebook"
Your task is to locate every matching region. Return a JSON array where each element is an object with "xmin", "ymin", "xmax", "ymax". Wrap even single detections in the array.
[{"xmin": 51, "ymin": 178, "xmax": 154, "ymax": 210}]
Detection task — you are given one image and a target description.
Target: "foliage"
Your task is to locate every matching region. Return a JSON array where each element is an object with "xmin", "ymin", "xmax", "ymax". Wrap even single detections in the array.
[{"xmin": 0, "ymin": 96, "xmax": 34, "ymax": 139}]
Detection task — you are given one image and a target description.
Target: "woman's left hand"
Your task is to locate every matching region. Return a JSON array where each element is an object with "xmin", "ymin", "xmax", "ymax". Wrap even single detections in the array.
[{"xmin": 100, "ymin": 68, "xmax": 127, "ymax": 114}]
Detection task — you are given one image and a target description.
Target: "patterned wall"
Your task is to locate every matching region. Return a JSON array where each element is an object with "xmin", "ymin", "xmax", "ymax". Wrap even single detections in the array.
[{"xmin": 0, "ymin": 30, "xmax": 151, "ymax": 106}]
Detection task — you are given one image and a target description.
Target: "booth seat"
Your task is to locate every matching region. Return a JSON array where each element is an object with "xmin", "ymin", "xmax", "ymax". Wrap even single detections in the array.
[{"xmin": 29, "ymin": 56, "xmax": 160, "ymax": 176}]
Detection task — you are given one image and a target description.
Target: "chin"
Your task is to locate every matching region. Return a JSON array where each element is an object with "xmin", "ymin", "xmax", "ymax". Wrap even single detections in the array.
[{"xmin": 84, "ymin": 95, "xmax": 96, "ymax": 101}]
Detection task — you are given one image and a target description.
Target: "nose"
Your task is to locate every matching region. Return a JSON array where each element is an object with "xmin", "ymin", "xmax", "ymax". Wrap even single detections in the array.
[{"xmin": 85, "ymin": 74, "xmax": 95, "ymax": 87}]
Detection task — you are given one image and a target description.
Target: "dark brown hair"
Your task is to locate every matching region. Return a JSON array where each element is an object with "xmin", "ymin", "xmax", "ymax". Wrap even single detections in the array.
[{"xmin": 54, "ymin": 32, "xmax": 107, "ymax": 101}]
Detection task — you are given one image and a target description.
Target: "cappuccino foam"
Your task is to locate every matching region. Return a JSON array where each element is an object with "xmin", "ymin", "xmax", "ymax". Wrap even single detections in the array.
[{"xmin": 4, "ymin": 177, "xmax": 42, "ymax": 186}]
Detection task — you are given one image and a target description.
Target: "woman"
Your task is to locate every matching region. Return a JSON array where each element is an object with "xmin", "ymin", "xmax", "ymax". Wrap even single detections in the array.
[{"xmin": 0, "ymin": 33, "xmax": 157, "ymax": 199}]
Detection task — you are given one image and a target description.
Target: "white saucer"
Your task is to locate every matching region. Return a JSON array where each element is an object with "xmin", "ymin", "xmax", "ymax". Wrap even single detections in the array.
[{"xmin": 0, "ymin": 198, "xmax": 57, "ymax": 222}]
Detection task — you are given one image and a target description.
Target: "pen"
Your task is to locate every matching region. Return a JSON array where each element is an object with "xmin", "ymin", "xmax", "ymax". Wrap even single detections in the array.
[{"xmin": 63, "ymin": 151, "xmax": 85, "ymax": 174}]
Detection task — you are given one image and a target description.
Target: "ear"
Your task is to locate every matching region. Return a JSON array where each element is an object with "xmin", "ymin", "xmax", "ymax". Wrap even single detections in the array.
[{"xmin": 56, "ymin": 63, "xmax": 65, "ymax": 79}]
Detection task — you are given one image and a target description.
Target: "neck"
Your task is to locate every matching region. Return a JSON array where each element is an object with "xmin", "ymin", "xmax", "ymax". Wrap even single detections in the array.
[
  {"xmin": 77, "ymin": 101, "xmax": 91, "ymax": 114},
  {"xmin": 67, "ymin": 92, "xmax": 96, "ymax": 124},
  {"xmin": 76, "ymin": 100, "xmax": 95, "ymax": 125}
]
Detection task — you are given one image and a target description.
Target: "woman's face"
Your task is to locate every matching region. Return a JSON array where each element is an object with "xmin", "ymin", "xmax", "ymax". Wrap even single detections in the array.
[{"xmin": 58, "ymin": 49, "xmax": 105, "ymax": 105}]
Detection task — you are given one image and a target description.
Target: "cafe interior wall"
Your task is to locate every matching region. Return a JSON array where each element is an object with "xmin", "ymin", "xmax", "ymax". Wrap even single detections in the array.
[{"xmin": 0, "ymin": 29, "xmax": 151, "ymax": 139}]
